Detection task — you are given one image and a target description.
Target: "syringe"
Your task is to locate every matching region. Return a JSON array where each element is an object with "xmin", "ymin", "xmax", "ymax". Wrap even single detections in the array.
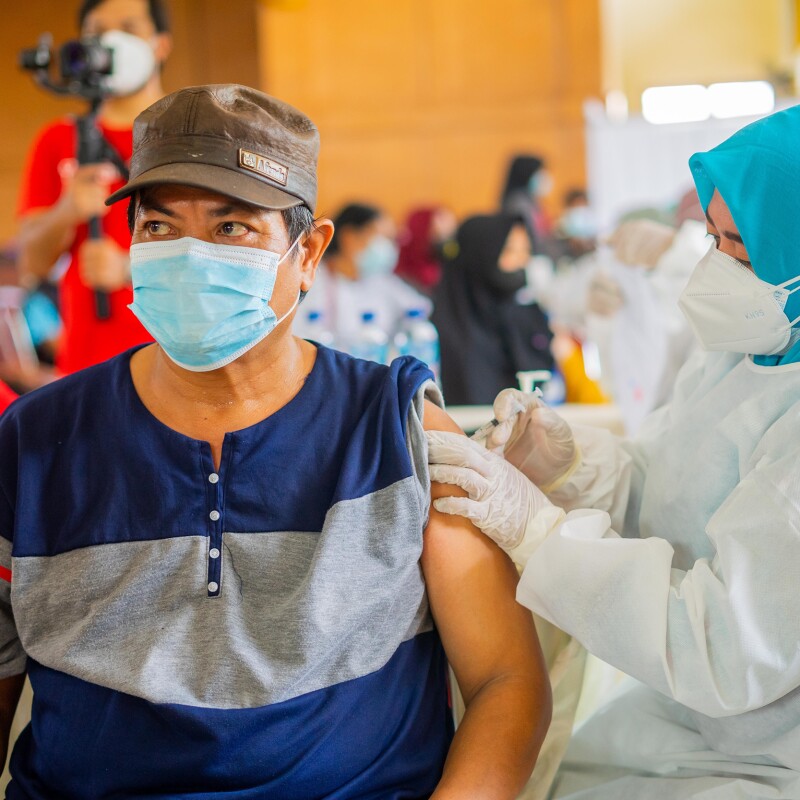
[
  {"xmin": 469, "ymin": 387, "xmax": 543, "ymax": 443},
  {"xmin": 470, "ymin": 418, "xmax": 499, "ymax": 442}
]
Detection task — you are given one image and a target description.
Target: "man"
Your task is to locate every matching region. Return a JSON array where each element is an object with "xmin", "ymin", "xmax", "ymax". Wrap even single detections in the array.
[
  {"xmin": 0, "ymin": 84, "xmax": 551, "ymax": 798},
  {"xmin": 16, "ymin": 0, "xmax": 172, "ymax": 374}
]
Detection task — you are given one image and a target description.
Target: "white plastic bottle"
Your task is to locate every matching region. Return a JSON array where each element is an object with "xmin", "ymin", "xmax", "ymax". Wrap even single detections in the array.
[
  {"xmin": 349, "ymin": 311, "xmax": 390, "ymax": 364},
  {"xmin": 395, "ymin": 308, "xmax": 440, "ymax": 382},
  {"xmin": 303, "ymin": 310, "xmax": 335, "ymax": 348}
]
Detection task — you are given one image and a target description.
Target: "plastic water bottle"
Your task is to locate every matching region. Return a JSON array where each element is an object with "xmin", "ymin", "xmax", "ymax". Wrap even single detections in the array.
[
  {"xmin": 349, "ymin": 311, "xmax": 389, "ymax": 364},
  {"xmin": 303, "ymin": 310, "xmax": 335, "ymax": 347},
  {"xmin": 540, "ymin": 367, "xmax": 566, "ymax": 405},
  {"xmin": 394, "ymin": 309, "xmax": 440, "ymax": 382}
]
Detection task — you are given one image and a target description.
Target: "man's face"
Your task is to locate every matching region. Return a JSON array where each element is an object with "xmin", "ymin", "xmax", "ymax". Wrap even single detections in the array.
[
  {"xmin": 82, "ymin": 0, "xmax": 171, "ymax": 65},
  {"xmin": 131, "ymin": 185, "xmax": 305, "ymax": 320}
]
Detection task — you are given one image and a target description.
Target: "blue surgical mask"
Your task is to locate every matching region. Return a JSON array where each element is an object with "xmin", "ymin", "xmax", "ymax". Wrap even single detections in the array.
[
  {"xmin": 560, "ymin": 206, "xmax": 598, "ymax": 239},
  {"xmin": 528, "ymin": 171, "xmax": 553, "ymax": 199},
  {"xmin": 128, "ymin": 236, "xmax": 301, "ymax": 372},
  {"xmin": 356, "ymin": 235, "xmax": 399, "ymax": 278}
]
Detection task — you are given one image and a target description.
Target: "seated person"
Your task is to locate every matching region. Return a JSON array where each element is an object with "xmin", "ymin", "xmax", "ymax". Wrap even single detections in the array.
[
  {"xmin": 433, "ymin": 213, "xmax": 555, "ymax": 406},
  {"xmin": 394, "ymin": 205, "xmax": 457, "ymax": 297},
  {"xmin": 0, "ymin": 85, "xmax": 551, "ymax": 798},
  {"xmin": 293, "ymin": 202, "xmax": 431, "ymax": 353}
]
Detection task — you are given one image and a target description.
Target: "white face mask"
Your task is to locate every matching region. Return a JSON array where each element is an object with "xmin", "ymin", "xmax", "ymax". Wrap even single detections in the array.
[
  {"xmin": 99, "ymin": 30, "xmax": 156, "ymax": 97},
  {"xmin": 678, "ymin": 246, "xmax": 800, "ymax": 355}
]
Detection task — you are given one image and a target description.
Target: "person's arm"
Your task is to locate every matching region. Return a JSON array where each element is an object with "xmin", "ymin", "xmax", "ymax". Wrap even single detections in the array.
[
  {"xmin": 0, "ymin": 673, "xmax": 24, "ymax": 766},
  {"xmin": 17, "ymin": 160, "xmax": 118, "ymax": 282},
  {"xmin": 422, "ymin": 401, "xmax": 552, "ymax": 800}
]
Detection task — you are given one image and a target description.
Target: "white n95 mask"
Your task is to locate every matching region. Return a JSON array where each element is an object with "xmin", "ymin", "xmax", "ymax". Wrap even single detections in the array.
[
  {"xmin": 678, "ymin": 246, "xmax": 800, "ymax": 355},
  {"xmin": 99, "ymin": 30, "xmax": 156, "ymax": 97},
  {"xmin": 128, "ymin": 236, "xmax": 301, "ymax": 372}
]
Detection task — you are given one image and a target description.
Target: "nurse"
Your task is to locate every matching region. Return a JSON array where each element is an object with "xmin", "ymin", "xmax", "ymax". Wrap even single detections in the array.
[{"xmin": 427, "ymin": 105, "xmax": 800, "ymax": 798}]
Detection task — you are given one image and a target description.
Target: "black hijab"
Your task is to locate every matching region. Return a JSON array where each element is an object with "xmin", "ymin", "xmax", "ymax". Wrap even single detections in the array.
[
  {"xmin": 432, "ymin": 214, "xmax": 554, "ymax": 406},
  {"xmin": 500, "ymin": 155, "xmax": 543, "ymax": 207}
]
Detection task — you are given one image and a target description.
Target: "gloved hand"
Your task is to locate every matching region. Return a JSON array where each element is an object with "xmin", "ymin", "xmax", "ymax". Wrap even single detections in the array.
[
  {"xmin": 607, "ymin": 219, "xmax": 676, "ymax": 268},
  {"xmin": 485, "ymin": 389, "xmax": 580, "ymax": 493},
  {"xmin": 427, "ymin": 430, "xmax": 553, "ymax": 552},
  {"xmin": 586, "ymin": 271, "xmax": 625, "ymax": 317}
]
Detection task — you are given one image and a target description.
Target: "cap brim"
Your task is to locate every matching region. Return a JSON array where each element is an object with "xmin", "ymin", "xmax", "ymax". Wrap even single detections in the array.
[{"xmin": 105, "ymin": 162, "xmax": 305, "ymax": 210}]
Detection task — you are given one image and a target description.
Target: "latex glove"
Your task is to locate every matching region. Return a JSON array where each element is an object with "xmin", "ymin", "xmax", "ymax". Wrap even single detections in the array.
[
  {"xmin": 485, "ymin": 389, "xmax": 580, "ymax": 493},
  {"xmin": 428, "ymin": 430, "xmax": 553, "ymax": 552},
  {"xmin": 607, "ymin": 219, "xmax": 676, "ymax": 269},
  {"xmin": 586, "ymin": 271, "xmax": 625, "ymax": 317}
]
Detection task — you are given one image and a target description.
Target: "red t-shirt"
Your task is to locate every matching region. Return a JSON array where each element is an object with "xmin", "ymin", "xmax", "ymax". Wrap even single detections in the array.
[
  {"xmin": 17, "ymin": 118, "xmax": 152, "ymax": 374},
  {"xmin": 0, "ymin": 380, "xmax": 17, "ymax": 414}
]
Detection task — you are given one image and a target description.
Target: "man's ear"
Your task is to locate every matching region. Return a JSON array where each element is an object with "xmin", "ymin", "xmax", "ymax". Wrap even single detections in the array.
[
  {"xmin": 299, "ymin": 218, "xmax": 334, "ymax": 293},
  {"xmin": 153, "ymin": 32, "xmax": 172, "ymax": 66}
]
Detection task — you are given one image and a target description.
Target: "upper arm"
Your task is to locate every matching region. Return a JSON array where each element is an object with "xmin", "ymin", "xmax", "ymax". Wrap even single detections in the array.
[{"xmin": 420, "ymin": 400, "xmax": 549, "ymax": 704}]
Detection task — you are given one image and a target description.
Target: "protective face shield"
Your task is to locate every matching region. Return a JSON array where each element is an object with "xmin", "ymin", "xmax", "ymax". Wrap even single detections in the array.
[
  {"xmin": 356, "ymin": 235, "xmax": 399, "ymax": 278},
  {"xmin": 128, "ymin": 236, "xmax": 302, "ymax": 371},
  {"xmin": 678, "ymin": 246, "xmax": 800, "ymax": 355},
  {"xmin": 99, "ymin": 30, "xmax": 156, "ymax": 97}
]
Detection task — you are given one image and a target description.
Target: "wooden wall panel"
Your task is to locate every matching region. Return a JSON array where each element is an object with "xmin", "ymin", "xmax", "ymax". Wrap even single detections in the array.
[
  {"xmin": 258, "ymin": 0, "xmax": 602, "ymax": 222},
  {"xmin": 0, "ymin": 1, "xmax": 261, "ymax": 243},
  {"xmin": 1, "ymin": 1, "xmax": 600, "ymax": 241}
]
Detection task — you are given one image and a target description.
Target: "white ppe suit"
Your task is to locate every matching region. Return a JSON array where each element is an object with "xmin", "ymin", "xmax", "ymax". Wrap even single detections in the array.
[{"xmin": 517, "ymin": 348, "xmax": 800, "ymax": 799}]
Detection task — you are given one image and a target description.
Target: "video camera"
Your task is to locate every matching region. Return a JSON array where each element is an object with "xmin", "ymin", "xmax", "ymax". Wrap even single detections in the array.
[
  {"xmin": 19, "ymin": 34, "xmax": 137, "ymax": 319},
  {"xmin": 20, "ymin": 34, "xmax": 116, "ymax": 102}
]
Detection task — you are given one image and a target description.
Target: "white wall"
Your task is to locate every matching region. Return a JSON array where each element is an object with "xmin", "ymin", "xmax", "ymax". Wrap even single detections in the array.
[{"xmin": 584, "ymin": 100, "xmax": 796, "ymax": 231}]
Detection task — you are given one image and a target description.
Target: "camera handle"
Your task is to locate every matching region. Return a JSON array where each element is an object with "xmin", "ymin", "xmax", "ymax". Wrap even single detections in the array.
[{"xmin": 74, "ymin": 101, "xmax": 129, "ymax": 321}]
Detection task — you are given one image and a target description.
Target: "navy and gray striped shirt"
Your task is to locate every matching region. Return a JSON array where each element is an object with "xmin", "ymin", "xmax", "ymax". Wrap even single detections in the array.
[{"xmin": 0, "ymin": 344, "xmax": 453, "ymax": 798}]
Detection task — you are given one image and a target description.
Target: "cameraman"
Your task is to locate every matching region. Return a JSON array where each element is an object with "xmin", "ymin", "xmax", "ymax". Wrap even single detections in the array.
[{"xmin": 16, "ymin": 0, "xmax": 172, "ymax": 374}]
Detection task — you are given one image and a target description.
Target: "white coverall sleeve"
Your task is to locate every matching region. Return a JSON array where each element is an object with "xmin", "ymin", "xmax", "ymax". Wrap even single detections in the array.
[
  {"xmin": 546, "ymin": 424, "xmax": 634, "ymax": 533},
  {"xmin": 517, "ymin": 435, "xmax": 800, "ymax": 719}
]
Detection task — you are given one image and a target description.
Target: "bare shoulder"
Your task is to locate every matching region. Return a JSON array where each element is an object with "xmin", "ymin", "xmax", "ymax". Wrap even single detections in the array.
[{"xmin": 422, "ymin": 399, "xmax": 463, "ymax": 435}]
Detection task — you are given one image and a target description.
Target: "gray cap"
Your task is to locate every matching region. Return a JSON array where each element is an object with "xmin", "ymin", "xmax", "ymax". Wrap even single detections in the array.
[{"xmin": 106, "ymin": 84, "xmax": 319, "ymax": 211}]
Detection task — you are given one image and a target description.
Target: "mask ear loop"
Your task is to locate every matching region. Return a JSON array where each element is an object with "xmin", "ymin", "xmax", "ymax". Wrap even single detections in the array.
[
  {"xmin": 275, "ymin": 233, "xmax": 305, "ymax": 268},
  {"xmin": 772, "ymin": 276, "xmax": 800, "ymax": 327},
  {"xmin": 278, "ymin": 227, "xmax": 316, "ymax": 306},
  {"xmin": 274, "ymin": 233, "xmax": 310, "ymax": 326},
  {"xmin": 274, "ymin": 292, "xmax": 301, "ymax": 329}
]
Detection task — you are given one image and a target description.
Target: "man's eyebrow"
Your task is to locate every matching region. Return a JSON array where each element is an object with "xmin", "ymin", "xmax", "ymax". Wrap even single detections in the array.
[
  {"xmin": 137, "ymin": 201, "xmax": 178, "ymax": 218},
  {"xmin": 208, "ymin": 202, "xmax": 263, "ymax": 218},
  {"xmin": 705, "ymin": 211, "xmax": 744, "ymax": 243}
]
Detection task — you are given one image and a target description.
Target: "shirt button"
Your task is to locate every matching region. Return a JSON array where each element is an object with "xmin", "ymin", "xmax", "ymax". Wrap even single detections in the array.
[
  {"xmin": 209, "ymin": 510, "xmax": 220, "ymax": 521},
  {"xmin": 208, "ymin": 473, "xmax": 219, "ymax": 484},
  {"xmin": 208, "ymin": 582, "xmax": 219, "ymax": 593},
  {"xmin": 209, "ymin": 548, "xmax": 220, "ymax": 559}
]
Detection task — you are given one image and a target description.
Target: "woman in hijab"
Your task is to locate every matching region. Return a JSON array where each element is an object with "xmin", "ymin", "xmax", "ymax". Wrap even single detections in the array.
[
  {"xmin": 432, "ymin": 213, "xmax": 554, "ymax": 406},
  {"xmin": 394, "ymin": 207, "xmax": 457, "ymax": 296},
  {"xmin": 500, "ymin": 154, "xmax": 554, "ymax": 244}
]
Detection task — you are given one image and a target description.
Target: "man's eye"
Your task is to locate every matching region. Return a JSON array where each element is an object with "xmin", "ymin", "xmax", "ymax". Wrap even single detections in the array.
[
  {"xmin": 146, "ymin": 221, "xmax": 171, "ymax": 236},
  {"xmin": 220, "ymin": 222, "xmax": 249, "ymax": 236}
]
